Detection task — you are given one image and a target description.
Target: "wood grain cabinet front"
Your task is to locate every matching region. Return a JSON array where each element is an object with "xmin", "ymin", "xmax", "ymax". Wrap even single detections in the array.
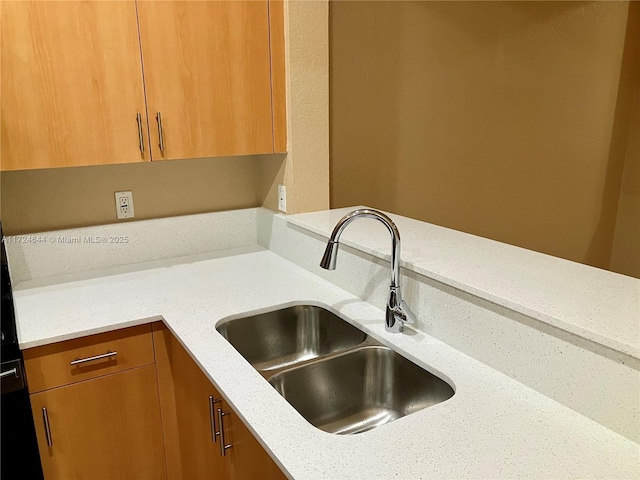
[
  {"xmin": 0, "ymin": 0, "xmax": 286, "ymax": 171},
  {"xmin": 24, "ymin": 325, "xmax": 166, "ymax": 480},
  {"xmin": 220, "ymin": 396, "xmax": 288, "ymax": 480},
  {"xmin": 153, "ymin": 322, "xmax": 286, "ymax": 480},
  {"xmin": 23, "ymin": 324, "xmax": 155, "ymax": 393},
  {"xmin": 30, "ymin": 365, "xmax": 167, "ymax": 480},
  {"xmin": 23, "ymin": 322, "xmax": 286, "ymax": 479},
  {"xmin": 0, "ymin": 0, "xmax": 149, "ymax": 170},
  {"xmin": 137, "ymin": 0, "xmax": 274, "ymax": 160}
]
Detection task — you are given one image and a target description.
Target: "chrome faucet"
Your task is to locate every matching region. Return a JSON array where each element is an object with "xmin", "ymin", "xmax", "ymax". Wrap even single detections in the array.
[{"xmin": 320, "ymin": 209, "xmax": 411, "ymax": 333}]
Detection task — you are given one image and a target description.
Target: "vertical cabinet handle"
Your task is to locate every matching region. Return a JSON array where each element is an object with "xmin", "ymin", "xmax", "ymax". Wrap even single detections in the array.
[
  {"xmin": 156, "ymin": 112, "xmax": 164, "ymax": 153},
  {"xmin": 42, "ymin": 407, "xmax": 53, "ymax": 447},
  {"xmin": 208, "ymin": 396, "xmax": 222, "ymax": 443},
  {"xmin": 136, "ymin": 113, "xmax": 144, "ymax": 154},
  {"xmin": 217, "ymin": 408, "xmax": 232, "ymax": 457}
]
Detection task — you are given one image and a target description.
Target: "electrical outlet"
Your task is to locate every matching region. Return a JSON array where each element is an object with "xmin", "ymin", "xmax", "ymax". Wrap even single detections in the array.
[
  {"xmin": 278, "ymin": 185, "xmax": 287, "ymax": 213},
  {"xmin": 114, "ymin": 191, "xmax": 135, "ymax": 219}
]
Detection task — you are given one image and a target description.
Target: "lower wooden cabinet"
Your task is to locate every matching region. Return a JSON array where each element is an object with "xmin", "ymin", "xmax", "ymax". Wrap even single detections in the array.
[
  {"xmin": 221, "ymin": 401, "xmax": 287, "ymax": 480},
  {"xmin": 153, "ymin": 323, "xmax": 286, "ymax": 480},
  {"xmin": 154, "ymin": 323, "xmax": 229, "ymax": 479},
  {"xmin": 29, "ymin": 365, "xmax": 167, "ymax": 480},
  {"xmin": 25, "ymin": 325, "xmax": 166, "ymax": 480},
  {"xmin": 25, "ymin": 323, "xmax": 285, "ymax": 480}
]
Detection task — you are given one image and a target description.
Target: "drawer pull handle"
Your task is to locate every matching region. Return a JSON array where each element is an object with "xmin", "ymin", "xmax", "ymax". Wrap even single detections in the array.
[
  {"xmin": 0, "ymin": 368, "xmax": 17, "ymax": 379},
  {"xmin": 136, "ymin": 112, "xmax": 145, "ymax": 154},
  {"xmin": 42, "ymin": 407, "xmax": 53, "ymax": 447},
  {"xmin": 209, "ymin": 396, "xmax": 222, "ymax": 443},
  {"xmin": 70, "ymin": 350, "xmax": 118, "ymax": 366},
  {"xmin": 217, "ymin": 408, "xmax": 232, "ymax": 457}
]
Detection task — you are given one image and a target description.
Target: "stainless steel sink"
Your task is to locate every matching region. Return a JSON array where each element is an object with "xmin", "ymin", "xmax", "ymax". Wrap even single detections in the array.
[
  {"xmin": 268, "ymin": 346, "xmax": 454, "ymax": 434},
  {"xmin": 217, "ymin": 305, "xmax": 454, "ymax": 434},
  {"xmin": 216, "ymin": 305, "xmax": 368, "ymax": 371}
]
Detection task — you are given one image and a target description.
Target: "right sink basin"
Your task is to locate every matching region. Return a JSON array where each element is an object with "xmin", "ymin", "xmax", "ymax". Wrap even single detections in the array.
[
  {"xmin": 216, "ymin": 304, "xmax": 454, "ymax": 434},
  {"xmin": 269, "ymin": 345, "xmax": 454, "ymax": 434}
]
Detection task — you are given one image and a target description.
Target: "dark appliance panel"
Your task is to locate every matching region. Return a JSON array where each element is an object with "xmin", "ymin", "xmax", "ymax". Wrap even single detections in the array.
[{"xmin": 1, "ymin": 225, "xmax": 45, "ymax": 480}]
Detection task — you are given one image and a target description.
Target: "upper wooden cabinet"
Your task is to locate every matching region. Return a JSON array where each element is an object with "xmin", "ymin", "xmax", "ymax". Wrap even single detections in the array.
[
  {"xmin": 0, "ymin": 0, "xmax": 286, "ymax": 171},
  {"xmin": 0, "ymin": 1, "xmax": 149, "ymax": 170},
  {"xmin": 138, "ymin": 1, "xmax": 274, "ymax": 160}
]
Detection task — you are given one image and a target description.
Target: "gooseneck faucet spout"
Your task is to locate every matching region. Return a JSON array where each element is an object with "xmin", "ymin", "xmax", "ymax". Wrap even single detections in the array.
[{"xmin": 320, "ymin": 209, "xmax": 410, "ymax": 333}]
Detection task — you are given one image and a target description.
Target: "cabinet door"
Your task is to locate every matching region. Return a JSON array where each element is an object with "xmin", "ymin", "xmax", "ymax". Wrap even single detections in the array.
[
  {"xmin": 153, "ymin": 323, "xmax": 230, "ymax": 479},
  {"xmin": 1, "ymin": 1, "xmax": 149, "ymax": 170},
  {"xmin": 137, "ymin": 0, "xmax": 274, "ymax": 160},
  {"xmin": 221, "ymin": 400, "xmax": 287, "ymax": 480},
  {"xmin": 29, "ymin": 365, "xmax": 166, "ymax": 480}
]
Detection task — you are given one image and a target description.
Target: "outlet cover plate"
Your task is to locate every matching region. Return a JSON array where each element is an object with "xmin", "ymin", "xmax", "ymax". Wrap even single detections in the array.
[
  {"xmin": 114, "ymin": 191, "xmax": 134, "ymax": 219},
  {"xmin": 278, "ymin": 185, "xmax": 287, "ymax": 213}
]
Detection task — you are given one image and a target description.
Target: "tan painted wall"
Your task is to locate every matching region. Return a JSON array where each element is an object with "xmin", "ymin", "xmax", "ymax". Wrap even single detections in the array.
[
  {"xmin": 330, "ymin": 1, "xmax": 639, "ymax": 277},
  {"xmin": 610, "ymin": 79, "xmax": 640, "ymax": 277},
  {"xmin": 261, "ymin": 0, "xmax": 330, "ymax": 214},
  {"xmin": 0, "ymin": 157, "xmax": 261, "ymax": 235}
]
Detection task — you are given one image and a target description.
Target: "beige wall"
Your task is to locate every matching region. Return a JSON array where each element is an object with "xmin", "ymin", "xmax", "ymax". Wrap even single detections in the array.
[
  {"xmin": 262, "ymin": 0, "xmax": 330, "ymax": 214},
  {"xmin": 0, "ymin": 157, "xmax": 261, "ymax": 235},
  {"xmin": 330, "ymin": 1, "xmax": 639, "ymax": 277},
  {"xmin": 610, "ymin": 76, "xmax": 640, "ymax": 277}
]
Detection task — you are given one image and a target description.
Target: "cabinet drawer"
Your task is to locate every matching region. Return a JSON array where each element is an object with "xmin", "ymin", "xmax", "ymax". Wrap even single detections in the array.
[{"xmin": 24, "ymin": 324, "xmax": 154, "ymax": 393}]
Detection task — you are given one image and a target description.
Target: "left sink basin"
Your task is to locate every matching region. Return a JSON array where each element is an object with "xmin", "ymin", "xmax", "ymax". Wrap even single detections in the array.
[{"xmin": 216, "ymin": 305, "xmax": 368, "ymax": 371}]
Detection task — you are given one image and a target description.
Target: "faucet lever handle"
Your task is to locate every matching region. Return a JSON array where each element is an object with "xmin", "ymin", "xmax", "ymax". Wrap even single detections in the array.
[
  {"xmin": 398, "ymin": 301, "xmax": 415, "ymax": 325},
  {"xmin": 392, "ymin": 306, "xmax": 407, "ymax": 323}
]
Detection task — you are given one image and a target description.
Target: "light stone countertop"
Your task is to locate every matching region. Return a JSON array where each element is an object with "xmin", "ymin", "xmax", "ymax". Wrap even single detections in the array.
[
  {"xmin": 11, "ymin": 247, "xmax": 639, "ymax": 480},
  {"xmin": 287, "ymin": 207, "xmax": 640, "ymax": 360}
]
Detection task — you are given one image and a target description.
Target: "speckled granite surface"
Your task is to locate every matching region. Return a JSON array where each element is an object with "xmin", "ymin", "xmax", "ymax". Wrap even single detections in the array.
[
  {"xmin": 286, "ymin": 207, "xmax": 640, "ymax": 360},
  {"xmin": 6, "ymin": 209, "xmax": 639, "ymax": 479},
  {"xmin": 9, "ymin": 250, "xmax": 638, "ymax": 479}
]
